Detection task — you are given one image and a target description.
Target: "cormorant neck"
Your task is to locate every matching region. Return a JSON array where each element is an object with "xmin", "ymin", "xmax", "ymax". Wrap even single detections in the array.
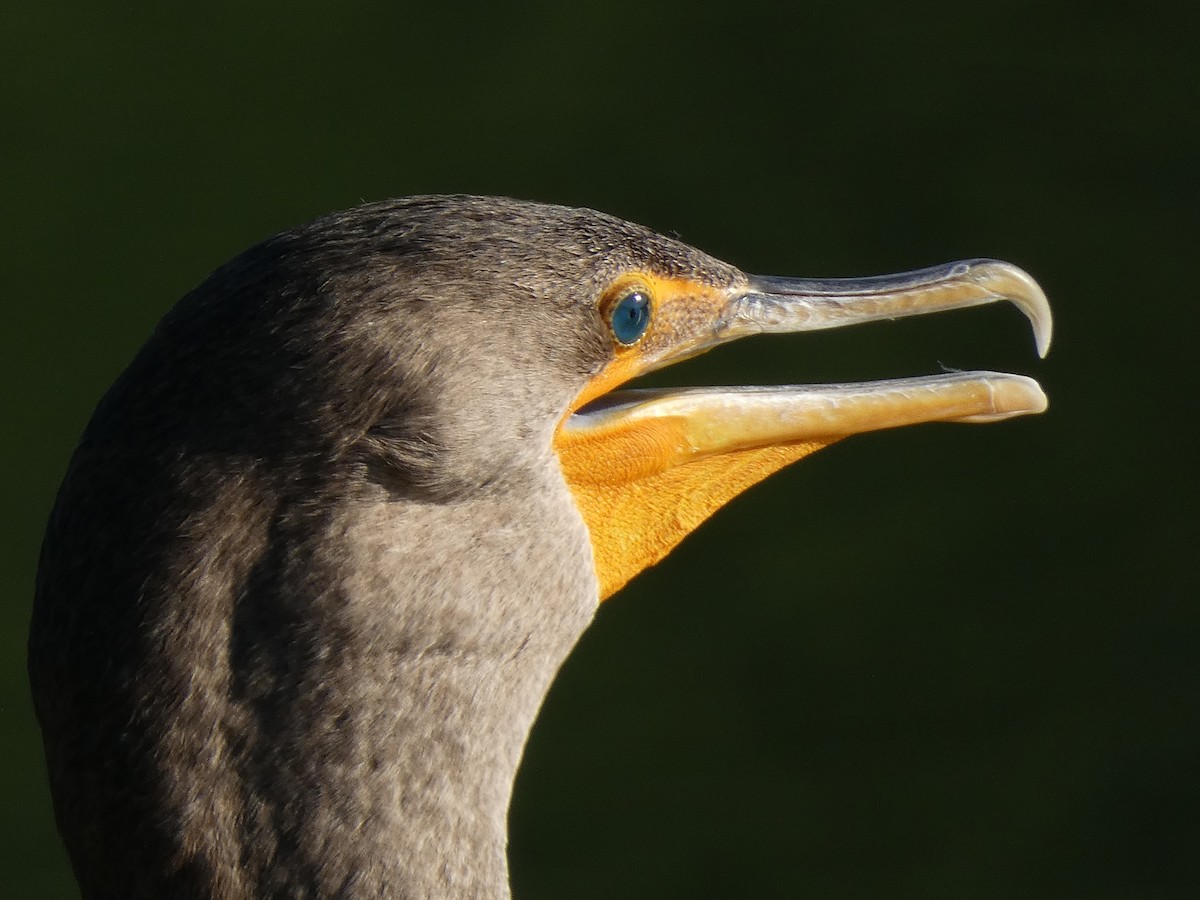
[
  {"xmin": 219, "ymin": 479, "xmax": 600, "ymax": 898},
  {"xmin": 33, "ymin": 455, "xmax": 599, "ymax": 899}
]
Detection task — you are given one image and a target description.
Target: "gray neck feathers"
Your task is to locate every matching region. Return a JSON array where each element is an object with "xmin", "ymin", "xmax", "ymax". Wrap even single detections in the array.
[
  {"xmin": 226, "ymin": 476, "xmax": 598, "ymax": 898},
  {"xmin": 35, "ymin": 451, "xmax": 598, "ymax": 899}
]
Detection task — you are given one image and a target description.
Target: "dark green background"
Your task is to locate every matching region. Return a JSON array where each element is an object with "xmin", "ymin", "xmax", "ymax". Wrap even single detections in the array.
[{"xmin": 4, "ymin": 3, "xmax": 1196, "ymax": 897}]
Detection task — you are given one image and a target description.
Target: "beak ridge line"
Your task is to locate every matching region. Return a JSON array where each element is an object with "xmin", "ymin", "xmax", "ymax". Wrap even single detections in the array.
[{"xmin": 737, "ymin": 258, "xmax": 1052, "ymax": 358}]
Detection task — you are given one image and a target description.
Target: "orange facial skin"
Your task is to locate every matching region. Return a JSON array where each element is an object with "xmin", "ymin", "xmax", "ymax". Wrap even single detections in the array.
[{"xmin": 554, "ymin": 273, "xmax": 836, "ymax": 599}]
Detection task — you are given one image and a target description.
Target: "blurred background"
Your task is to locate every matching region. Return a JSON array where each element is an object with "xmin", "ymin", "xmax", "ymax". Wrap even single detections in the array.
[{"xmin": 3, "ymin": 2, "xmax": 1196, "ymax": 897}]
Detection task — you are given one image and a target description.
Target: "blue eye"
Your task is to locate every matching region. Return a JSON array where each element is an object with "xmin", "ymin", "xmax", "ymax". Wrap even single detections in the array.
[{"xmin": 610, "ymin": 291, "xmax": 651, "ymax": 345}]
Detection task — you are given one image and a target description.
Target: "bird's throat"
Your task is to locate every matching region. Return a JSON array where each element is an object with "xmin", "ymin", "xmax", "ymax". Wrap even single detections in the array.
[{"xmin": 556, "ymin": 423, "xmax": 833, "ymax": 598}]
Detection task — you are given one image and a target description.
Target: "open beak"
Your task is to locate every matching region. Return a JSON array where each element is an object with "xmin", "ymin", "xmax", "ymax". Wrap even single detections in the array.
[{"xmin": 555, "ymin": 258, "xmax": 1052, "ymax": 599}]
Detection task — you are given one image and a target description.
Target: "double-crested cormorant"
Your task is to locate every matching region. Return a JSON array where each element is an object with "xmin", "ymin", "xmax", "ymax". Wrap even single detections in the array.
[{"xmin": 29, "ymin": 195, "xmax": 1051, "ymax": 899}]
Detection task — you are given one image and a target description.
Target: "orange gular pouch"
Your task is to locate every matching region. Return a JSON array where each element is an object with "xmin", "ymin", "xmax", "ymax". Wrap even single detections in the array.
[{"xmin": 554, "ymin": 404, "xmax": 831, "ymax": 600}]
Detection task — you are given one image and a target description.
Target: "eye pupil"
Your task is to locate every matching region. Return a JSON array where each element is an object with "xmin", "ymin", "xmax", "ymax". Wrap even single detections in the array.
[{"xmin": 610, "ymin": 291, "xmax": 650, "ymax": 345}]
